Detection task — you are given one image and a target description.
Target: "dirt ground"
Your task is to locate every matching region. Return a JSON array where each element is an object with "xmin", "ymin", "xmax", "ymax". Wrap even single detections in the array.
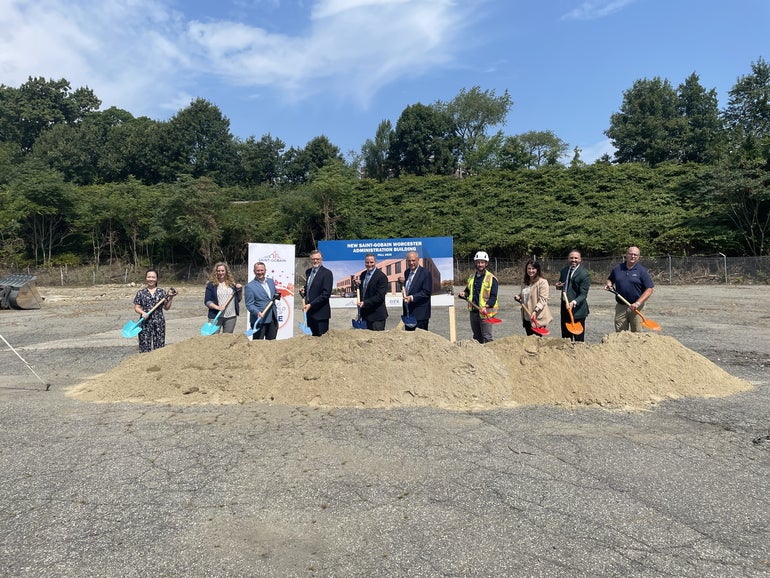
[{"xmin": 1, "ymin": 283, "xmax": 768, "ymax": 403}]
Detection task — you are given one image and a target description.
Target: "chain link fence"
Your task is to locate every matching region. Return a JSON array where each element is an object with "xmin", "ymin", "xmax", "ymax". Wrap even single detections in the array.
[
  {"xmin": 455, "ymin": 255, "xmax": 770, "ymax": 285},
  {"xmin": 4, "ymin": 255, "xmax": 770, "ymax": 287}
]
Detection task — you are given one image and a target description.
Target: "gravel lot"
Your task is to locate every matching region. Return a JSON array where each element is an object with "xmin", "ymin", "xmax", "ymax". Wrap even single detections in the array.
[{"xmin": 1, "ymin": 283, "xmax": 769, "ymax": 576}]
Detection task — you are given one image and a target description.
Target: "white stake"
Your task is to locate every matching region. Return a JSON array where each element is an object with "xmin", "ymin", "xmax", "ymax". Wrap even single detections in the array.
[{"xmin": 0, "ymin": 333, "xmax": 51, "ymax": 390}]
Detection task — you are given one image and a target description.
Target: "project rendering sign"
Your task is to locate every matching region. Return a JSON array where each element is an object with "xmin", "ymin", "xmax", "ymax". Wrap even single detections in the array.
[{"xmin": 318, "ymin": 237, "xmax": 454, "ymax": 308}]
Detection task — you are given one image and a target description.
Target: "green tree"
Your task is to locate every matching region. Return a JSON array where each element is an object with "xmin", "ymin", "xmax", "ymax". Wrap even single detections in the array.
[
  {"xmin": 677, "ymin": 73, "xmax": 724, "ymax": 164},
  {"xmin": 497, "ymin": 136, "xmax": 532, "ymax": 170},
  {"xmin": 162, "ymin": 98, "xmax": 238, "ymax": 185},
  {"xmin": 308, "ymin": 160, "xmax": 358, "ymax": 241},
  {"xmin": 6, "ymin": 160, "xmax": 75, "ymax": 265},
  {"xmin": 606, "ymin": 77, "xmax": 685, "ymax": 165},
  {"xmin": 388, "ymin": 103, "xmax": 455, "ymax": 176},
  {"xmin": 110, "ymin": 179, "xmax": 159, "ymax": 267},
  {"xmin": 284, "ymin": 135, "xmax": 344, "ymax": 184},
  {"xmin": 161, "ymin": 176, "xmax": 228, "ymax": 266},
  {"xmin": 723, "ymin": 57, "xmax": 770, "ymax": 157},
  {"xmin": 100, "ymin": 116, "xmax": 165, "ymax": 184},
  {"xmin": 436, "ymin": 86, "xmax": 512, "ymax": 173},
  {"xmin": 517, "ymin": 130, "xmax": 568, "ymax": 168},
  {"xmin": 361, "ymin": 120, "xmax": 392, "ymax": 181},
  {"xmin": 237, "ymin": 134, "xmax": 286, "ymax": 186},
  {"xmin": 702, "ymin": 156, "xmax": 770, "ymax": 255},
  {"xmin": 0, "ymin": 77, "xmax": 100, "ymax": 153},
  {"xmin": 72, "ymin": 184, "xmax": 124, "ymax": 267}
]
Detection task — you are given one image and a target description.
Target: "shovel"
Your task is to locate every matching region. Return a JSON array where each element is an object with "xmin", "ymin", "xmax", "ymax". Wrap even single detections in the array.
[
  {"xmin": 245, "ymin": 301, "xmax": 275, "ymax": 337},
  {"xmin": 298, "ymin": 298, "xmax": 313, "ymax": 335},
  {"xmin": 200, "ymin": 291, "xmax": 237, "ymax": 336},
  {"xmin": 401, "ymin": 291, "xmax": 418, "ymax": 329},
  {"xmin": 122, "ymin": 289, "xmax": 176, "ymax": 338},
  {"xmin": 520, "ymin": 302, "xmax": 549, "ymax": 336},
  {"xmin": 458, "ymin": 295, "xmax": 503, "ymax": 324},
  {"xmin": 352, "ymin": 287, "xmax": 367, "ymax": 329},
  {"xmin": 561, "ymin": 291, "xmax": 584, "ymax": 335},
  {"xmin": 607, "ymin": 288, "xmax": 662, "ymax": 331}
]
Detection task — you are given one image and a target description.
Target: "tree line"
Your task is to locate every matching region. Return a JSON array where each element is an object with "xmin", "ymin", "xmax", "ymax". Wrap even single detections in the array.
[{"xmin": 0, "ymin": 57, "xmax": 768, "ymax": 271}]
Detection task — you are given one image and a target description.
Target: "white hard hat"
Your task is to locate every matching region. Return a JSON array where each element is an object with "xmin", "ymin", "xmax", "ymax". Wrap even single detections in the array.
[{"xmin": 474, "ymin": 251, "xmax": 489, "ymax": 262}]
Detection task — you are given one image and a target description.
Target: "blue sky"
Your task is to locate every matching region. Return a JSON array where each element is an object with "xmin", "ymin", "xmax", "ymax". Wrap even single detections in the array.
[{"xmin": 1, "ymin": 0, "xmax": 767, "ymax": 163}]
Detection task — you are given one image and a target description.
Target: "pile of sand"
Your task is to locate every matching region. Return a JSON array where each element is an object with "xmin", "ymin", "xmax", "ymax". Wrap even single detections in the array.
[{"xmin": 67, "ymin": 330, "xmax": 752, "ymax": 410}]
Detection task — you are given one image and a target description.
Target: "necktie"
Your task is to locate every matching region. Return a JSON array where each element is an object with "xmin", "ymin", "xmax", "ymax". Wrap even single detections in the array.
[
  {"xmin": 405, "ymin": 269, "xmax": 414, "ymax": 293},
  {"xmin": 566, "ymin": 267, "xmax": 575, "ymax": 292},
  {"xmin": 363, "ymin": 271, "xmax": 372, "ymax": 293},
  {"xmin": 307, "ymin": 268, "xmax": 317, "ymax": 292}
]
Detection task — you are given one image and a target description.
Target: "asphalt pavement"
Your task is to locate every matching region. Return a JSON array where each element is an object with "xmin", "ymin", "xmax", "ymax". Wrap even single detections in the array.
[{"xmin": 1, "ymin": 285, "xmax": 769, "ymax": 577}]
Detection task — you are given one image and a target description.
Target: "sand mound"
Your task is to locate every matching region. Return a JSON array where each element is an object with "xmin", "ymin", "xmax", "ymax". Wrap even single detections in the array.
[{"xmin": 67, "ymin": 329, "xmax": 751, "ymax": 410}]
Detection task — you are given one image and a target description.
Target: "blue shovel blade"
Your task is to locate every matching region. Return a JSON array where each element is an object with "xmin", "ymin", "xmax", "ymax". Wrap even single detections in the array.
[
  {"xmin": 121, "ymin": 319, "xmax": 143, "ymax": 338},
  {"xmin": 298, "ymin": 311, "xmax": 312, "ymax": 335}
]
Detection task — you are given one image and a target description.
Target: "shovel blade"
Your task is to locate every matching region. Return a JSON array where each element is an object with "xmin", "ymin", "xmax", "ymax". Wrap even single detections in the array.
[
  {"xmin": 532, "ymin": 326, "xmax": 549, "ymax": 336},
  {"xmin": 245, "ymin": 318, "xmax": 264, "ymax": 337},
  {"xmin": 566, "ymin": 321, "xmax": 583, "ymax": 335},
  {"xmin": 352, "ymin": 319, "xmax": 367, "ymax": 329},
  {"xmin": 298, "ymin": 323, "xmax": 312, "ymax": 335},
  {"xmin": 641, "ymin": 318, "xmax": 662, "ymax": 331},
  {"xmin": 481, "ymin": 317, "xmax": 503, "ymax": 324},
  {"xmin": 121, "ymin": 319, "xmax": 143, "ymax": 339},
  {"xmin": 200, "ymin": 321, "xmax": 220, "ymax": 336},
  {"xmin": 401, "ymin": 315, "xmax": 417, "ymax": 329},
  {"xmin": 298, "ymin": 311, "xmax": 313, "ymax": 335}
]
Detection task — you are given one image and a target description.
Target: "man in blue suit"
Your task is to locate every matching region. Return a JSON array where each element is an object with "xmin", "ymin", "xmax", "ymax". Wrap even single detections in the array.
[
  {"xmin": 244, "ymin": 261, "xmax": 280, "ymax": 340},
  {"xmin": 401, "ymin": 250, "xmax": 431, "ymax": 331},
  {"xmin": 299, "ymin": 249, "xmax": 333, "ymax": 337}
]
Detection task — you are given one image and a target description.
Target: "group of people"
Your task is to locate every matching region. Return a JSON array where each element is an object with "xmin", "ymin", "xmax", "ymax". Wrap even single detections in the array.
[
  {"xmin": 130, "ymin": 245, "xmax": 655, "ymax": 352},
  {"xmin": 457, "ymin": 245, "xmax": 655, "ymax": 343},
  {"xmin": 512, "ymin": 245, "xmax": 655, "ymax": 341}
]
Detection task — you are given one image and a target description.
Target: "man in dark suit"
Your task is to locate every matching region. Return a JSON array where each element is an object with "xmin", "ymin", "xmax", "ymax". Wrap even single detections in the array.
[
  {"xmin": 401, "ymin": 250, "xmax": 431, "ymax": 331},
  {"xmin": 356, "ymin": 253, "xmax": 388, "ymax": 331},
  {"xmin": 555, "ymin": 249, "xmax": 590, "ymax": 342},
  {"xmin": 299, "ymin": 249, "xmax": 333, "ymax": 337}
]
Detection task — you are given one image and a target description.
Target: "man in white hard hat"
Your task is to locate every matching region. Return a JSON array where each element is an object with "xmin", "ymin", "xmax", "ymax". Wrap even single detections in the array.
[{"xmin": 458, "ymin": 251, "xmax": 499, "ymax": 343}]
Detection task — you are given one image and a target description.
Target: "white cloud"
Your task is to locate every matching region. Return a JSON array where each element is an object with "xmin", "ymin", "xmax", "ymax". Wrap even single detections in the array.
[
  {"xmin": 188, "ymin": 0, "xmax": 474, "ymax": 105},
  {"xmin": 0, "ymin": 0, "xmax": 478, "ymax": 117},
  {"xmin": 561, "ymin": 0, "xmax": 637, "ymax": 21},
  {"xmin": 0, "ymin": 0, "xmax": 190, "ymax": 117}
]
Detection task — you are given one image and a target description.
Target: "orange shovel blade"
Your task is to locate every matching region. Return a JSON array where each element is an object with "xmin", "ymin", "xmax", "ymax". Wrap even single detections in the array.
[
  {"xmin": 635, "ymin": 311, "xmax": 661, "ymax": 331},
  {"xmin": 565, "ymin": 308, "xmax": 584, "ymax": 335}
]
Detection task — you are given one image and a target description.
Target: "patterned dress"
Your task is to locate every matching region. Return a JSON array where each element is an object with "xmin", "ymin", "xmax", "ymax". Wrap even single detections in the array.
[{"xmin": 133, "ymin": 287, "xmax": 169, "ymax": 353}]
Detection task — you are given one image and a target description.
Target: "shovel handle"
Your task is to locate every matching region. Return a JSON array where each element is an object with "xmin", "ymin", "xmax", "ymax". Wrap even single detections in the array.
[
  {"xmin": 136, "ymin": 288, "xmax": 176, "ymax": 320},
  {"xmin": 608, "ymin": 287, "xmax": 641, "ymax": 311},
  {"xmin": 520, "ymin": 302, "xmax": 538, "ymax": 325}
]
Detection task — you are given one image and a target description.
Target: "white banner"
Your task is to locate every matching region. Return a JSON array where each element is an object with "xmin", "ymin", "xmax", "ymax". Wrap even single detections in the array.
[{"xmin": 247, "ymin": 243, "xmax": 296, "ymax": 340}]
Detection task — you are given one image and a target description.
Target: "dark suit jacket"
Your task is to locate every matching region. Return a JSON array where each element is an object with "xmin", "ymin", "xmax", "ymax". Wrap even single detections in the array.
[
  {"xmin": 359, "ymin": 268, "xmax": 388, "ymax": 323},
  {"xmin": 403, "ymin": 266, "xmax": 431, "ymax": 321},
  {"xmin": 304, "ymin": 266, "xmax": 332, "ymax": 322},
  {"xmin": 559, "ymin": 265, "xmax": 590, "ymax": 321}
]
